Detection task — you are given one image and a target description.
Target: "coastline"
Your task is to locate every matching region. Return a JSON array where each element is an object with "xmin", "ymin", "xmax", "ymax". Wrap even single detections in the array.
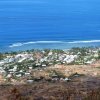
[{"xmin": 0, "ymin": 40, "xmax": 100, "ymax": 52}]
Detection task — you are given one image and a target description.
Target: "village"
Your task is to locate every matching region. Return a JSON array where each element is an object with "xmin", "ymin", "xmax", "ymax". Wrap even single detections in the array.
[{"xmin": 0, "ymin": 47, "xmax": 100, "ymax": 84}]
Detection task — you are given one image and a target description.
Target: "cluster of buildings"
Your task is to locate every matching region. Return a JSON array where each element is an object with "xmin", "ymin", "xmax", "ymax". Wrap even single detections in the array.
[{"xmin": 0, "ymin": 47, "xmax": 99, "ymax": 83}]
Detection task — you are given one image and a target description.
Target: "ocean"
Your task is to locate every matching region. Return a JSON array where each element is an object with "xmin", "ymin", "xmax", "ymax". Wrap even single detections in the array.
[{"xmin": 0, "ymin": 0, "xmax": 100, "ymax": 52}]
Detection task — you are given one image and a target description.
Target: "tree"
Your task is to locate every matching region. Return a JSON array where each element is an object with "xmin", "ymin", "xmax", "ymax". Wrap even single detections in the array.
[
  {"xmin": 98, "ymin": 51, "xmax": 100, "ymax": 59},
  {"xmin": 0, "ymin": 53, "xmax": 4, "ymax": 60},
  {"xmin": 44, "ymin": 49, "xmax": 50, "ymax": 56}
]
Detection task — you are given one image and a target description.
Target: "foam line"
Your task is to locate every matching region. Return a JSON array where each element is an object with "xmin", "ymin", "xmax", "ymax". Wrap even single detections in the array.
[
  {"xmin": 68, "ymin": 40, "xmax": 100, "ymax": 43},
  {"xmin": 9, "ymin": 41, "xmax": 64, "ymax": 48},
  {"xmin": 9, "ymin": 40, "xmax": 100, "ymax": 48}
]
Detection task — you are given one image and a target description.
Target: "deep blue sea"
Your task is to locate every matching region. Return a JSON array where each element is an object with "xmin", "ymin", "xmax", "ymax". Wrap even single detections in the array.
[{"xmin": 0, "ymin": 0, "xmax": 100, "ymax": 52}]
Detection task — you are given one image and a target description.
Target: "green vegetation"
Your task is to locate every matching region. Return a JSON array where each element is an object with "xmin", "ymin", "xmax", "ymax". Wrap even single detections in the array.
[
  {"xmin": 0, "ymin": 53, "xmax": 4, "ymax": 60},
  {"xmin": 98, "ymin": 51, "xmax": 100, "ymax": 59}
]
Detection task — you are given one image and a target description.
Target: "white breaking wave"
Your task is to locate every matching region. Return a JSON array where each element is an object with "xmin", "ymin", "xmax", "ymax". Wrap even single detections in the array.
[
  {"xmin": 9, "ymin": 43, "xmax": 23, "ymax": 48},
  {"xmin": 9, "ymin": 41, "xmax": 64, "ymax": 48},
  {"xmin": 9, "ymin": 40, "xmax": 100, "ymax": 48},
  {"xmin": 68, "ymin": 40, "xmax": 100, "ymax": 43},
  {"xmin": 35, "ymin": 41, "xmax": 64, "ymax": 43}
]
